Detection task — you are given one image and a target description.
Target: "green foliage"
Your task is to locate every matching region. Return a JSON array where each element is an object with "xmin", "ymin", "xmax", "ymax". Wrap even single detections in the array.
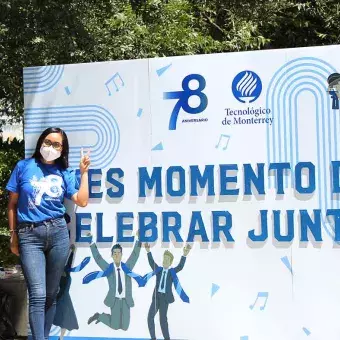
[
  {"xmin": 0, "ymin": 234, "xmax": 19, "ymax": 267},
  {"xmin": 189, "ymin": 0, "xmax": 340, "ymax": 50},
  {"xmin": 1, "ymin": 0, "xmax": 340, "ymax": 126},
  {"xmin": 0, "ymin": 138, "xmax": 24, "ymax": 232},
  {"xmin": 0, "ymin": 138, "xmax": 24, "ymax": 266}
]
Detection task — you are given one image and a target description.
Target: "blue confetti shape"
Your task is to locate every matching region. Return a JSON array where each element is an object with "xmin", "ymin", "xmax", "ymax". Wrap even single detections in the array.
[
  {"xmin": 152, "ymin": 142, "xmax": 163, "ymax": 151},
  {"xmin": 211, "ymin": 283, "xmax": 220, "ymax": 297},
  {"xmin": 137, "ymin": 108, "xmax": 143, "ymax": 117},
  {"xmin": 302, "ymin": 327, "xmax": 311, "ymax": 336},
  {"xmin": 281, "ymin": 256, "xmax": 293, "ymax": 275},
  {"xmin": 240, "ymin": 337, "xmax": 249, "ymax": 340},
  {"xmin": 64, "ymin": 86, "xmax": 71, "ymax": 95},
  {"xmin": 156, "ymin": 63, "xmax": 172, "ymax": 77}
]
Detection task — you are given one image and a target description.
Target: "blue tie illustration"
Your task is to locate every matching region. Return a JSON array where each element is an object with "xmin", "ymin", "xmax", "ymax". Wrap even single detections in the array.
[
  {"xmin": 160, "ymin": 270, "xmax": 166, "ymax": 290},
  {"xmin": 117, "ymin": 268, "xmax": 123, "ymax": 294}
]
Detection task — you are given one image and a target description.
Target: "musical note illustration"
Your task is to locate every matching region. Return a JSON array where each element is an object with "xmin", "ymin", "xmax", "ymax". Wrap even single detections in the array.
[
  {"xmin": 215, "ymin": 134, "xmax": 230, "ymax": 150},
  {"xmin": 249, "ymin": 292, "xmax": 269, "ymax": 310},
  {"xmin": 105, "ymin": 72, "xmax": 125, "ymax": 95}
]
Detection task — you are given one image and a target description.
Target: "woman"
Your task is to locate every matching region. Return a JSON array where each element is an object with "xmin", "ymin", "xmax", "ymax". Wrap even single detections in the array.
[{"xmin": 6, "ymin": 127, "xmax": 90, "ymax": 340}]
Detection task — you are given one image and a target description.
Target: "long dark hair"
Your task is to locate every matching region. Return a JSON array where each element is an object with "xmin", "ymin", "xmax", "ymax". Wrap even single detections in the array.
[{"xmin": 32, "ymin": 127, "xmax": 69, "ymax": 169}]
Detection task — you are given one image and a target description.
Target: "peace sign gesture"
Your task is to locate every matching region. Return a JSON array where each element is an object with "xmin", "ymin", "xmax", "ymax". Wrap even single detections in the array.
[{"xmin": 80, "ymin": 148, "xmax": 91, "ymax": 175}]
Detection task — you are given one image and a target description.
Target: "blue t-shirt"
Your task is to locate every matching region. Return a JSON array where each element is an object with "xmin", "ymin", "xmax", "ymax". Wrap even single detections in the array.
[{"xmin": 6, "ymin": 158, "xmax": 79, "ymax": 223}]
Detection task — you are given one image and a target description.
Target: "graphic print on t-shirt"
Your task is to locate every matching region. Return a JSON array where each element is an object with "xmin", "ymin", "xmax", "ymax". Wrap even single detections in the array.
[{"xmin": 29, "ymin": 174, "xmax": 63, "ymax": 207}]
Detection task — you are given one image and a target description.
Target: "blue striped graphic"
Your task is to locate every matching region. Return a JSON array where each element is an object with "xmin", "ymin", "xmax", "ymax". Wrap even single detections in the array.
[
  {"xmin": 48, "ymin": 325, "xmax": 71, "ymax": 337},
  {"xmin": 24, "ymin": 105, "xmax": 120, "ymax": 169},
  {"xmin": 23, "ymin": 65, "xmax": 64, "ymax": 94},
  {"xmin": 266, "ymin": 57, "xmax": 338, "ymax": 239}
]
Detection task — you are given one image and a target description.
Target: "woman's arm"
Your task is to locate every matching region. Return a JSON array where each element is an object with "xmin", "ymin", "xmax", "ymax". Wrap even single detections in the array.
[
  {"xmin": 71, "ymin": 149, "xmax": 90, "ymax": 207},
  {"xmin": 71, "ymin": 172, "xmax": 89, "ymax": 207},
  {"xmin": 8, "ymin": 192, "xmax": 19, "ymax": 256}
]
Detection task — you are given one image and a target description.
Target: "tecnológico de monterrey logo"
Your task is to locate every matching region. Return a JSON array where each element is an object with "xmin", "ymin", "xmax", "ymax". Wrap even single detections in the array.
[
  {"xmin": 232, "ymin": 70, "xmax": 262, "ymax": 103},
  {"xmin": 164, "ymin": 74, "xmax": 208, "ymax": 130},
  {"xmin": 222, "ymin": 70, "xmax": 273, "ymax": 127}
]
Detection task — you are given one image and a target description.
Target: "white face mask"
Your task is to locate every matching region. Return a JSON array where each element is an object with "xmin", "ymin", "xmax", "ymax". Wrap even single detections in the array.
[{"xmin": 40, "ymin": 146, "xmax": 61, "ymax": 162}]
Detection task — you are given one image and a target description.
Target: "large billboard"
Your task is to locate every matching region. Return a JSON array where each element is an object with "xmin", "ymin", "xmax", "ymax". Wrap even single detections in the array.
[{"xmin": 24, "ymin": 45, "xmax": 340, "ymax": 340}]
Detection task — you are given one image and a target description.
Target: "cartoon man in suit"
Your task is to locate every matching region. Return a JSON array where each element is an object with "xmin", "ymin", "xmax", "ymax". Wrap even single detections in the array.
[
  {"xmin": 144, "ymin": 243, "xmax": 191, "ymax": 340},
  {"xmin": 327, "ymin": 72, "xmax": 340, "ymax": 109},
  {"xmin": 83, "ymin": 234, "xmax": 142, "ymax": 331}
]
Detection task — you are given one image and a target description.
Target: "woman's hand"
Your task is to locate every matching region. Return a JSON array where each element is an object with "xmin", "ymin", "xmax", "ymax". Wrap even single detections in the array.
[
  {"xmin": 80, "ymin": 148, "xmax": 91, "ymax": 175},
  {"xmin": 10, "ymin": 232, "xmax": 19, "ymax": 256},
  {"xmin": 72, "ymin": 148, "xmax": 90, "ymax": 207}
]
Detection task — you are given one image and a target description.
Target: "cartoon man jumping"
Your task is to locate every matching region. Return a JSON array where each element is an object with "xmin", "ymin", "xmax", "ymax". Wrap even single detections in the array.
[
  {"xmin": 143, "ymin": 243, "xmax": 191, "ymax": 340},
  {"xmin": 83, "ymin": 234, "xmax": 143, "ymax": 331}
]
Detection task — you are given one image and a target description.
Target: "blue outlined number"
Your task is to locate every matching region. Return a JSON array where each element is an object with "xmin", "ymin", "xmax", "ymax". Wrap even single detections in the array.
[{"xmin": 164, "ymin": 74, "xmax": 208, "ymax": 130}]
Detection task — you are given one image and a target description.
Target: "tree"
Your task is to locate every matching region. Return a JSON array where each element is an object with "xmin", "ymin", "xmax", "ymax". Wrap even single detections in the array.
[
  {"xmin": 0, "ymin": 0, "xmax": 99, "ymax": 124},
  {"xmin": 1, "ymin": 0, "xmax": 340, "ymax": 127},
  {"xmin": 0, "ymin": 138, "xmax": 24, "ymax": 265},
  {"xmin": 0, "ymin": 0, "xmax": 214, "ymax": 127},
  {"xmin": 188, "ymin": 0, "xmax": 340, "ymax": 50}
]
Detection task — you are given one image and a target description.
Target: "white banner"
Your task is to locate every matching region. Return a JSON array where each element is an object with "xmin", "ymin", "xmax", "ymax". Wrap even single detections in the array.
[{"xmin": 24, "ymin": 45, "xmax": 340, "ymax": 340}]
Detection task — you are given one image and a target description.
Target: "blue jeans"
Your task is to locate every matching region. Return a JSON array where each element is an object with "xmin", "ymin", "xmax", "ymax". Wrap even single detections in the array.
[{"xmin": 18, "ymin": 217, "xmax": 70, "ymax": 340}]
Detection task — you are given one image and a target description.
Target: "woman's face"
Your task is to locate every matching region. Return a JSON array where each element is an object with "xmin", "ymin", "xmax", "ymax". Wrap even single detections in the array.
[{"xmin": 41, "ymin": 133, "xmax": 63, "ymax": 152}]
